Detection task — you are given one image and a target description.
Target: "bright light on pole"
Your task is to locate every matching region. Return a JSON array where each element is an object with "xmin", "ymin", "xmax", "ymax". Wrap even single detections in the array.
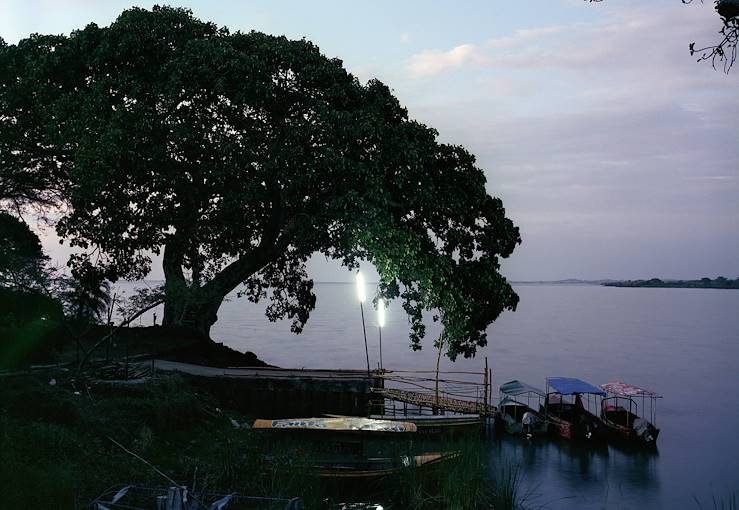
[
  {"xmin": 356, "ymin": 271, "xmax": 370, "ymax": 376},
  {"xmin": 356, "ymin": 271, "xmax": 366, "ymax": 303},
  {"xmin": 377, "ymin": 298, "xmax": 386, "ymax": 328},
  {"xmin": 377, "ymin": 298, "xmax": 386, "ymax": 371}
]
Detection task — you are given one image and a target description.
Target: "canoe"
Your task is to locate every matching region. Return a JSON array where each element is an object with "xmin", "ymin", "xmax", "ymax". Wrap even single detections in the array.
[
  {"xmin": 315, "ymin": 451, "xmax": 460, "ymax": 480},
  {"xmin": 253, "ymin": 417, "xmax": 416, "ymax": 433},
  {"xmin": 369, "ymin": 414, "xmax": 482, "ymax": 436}
]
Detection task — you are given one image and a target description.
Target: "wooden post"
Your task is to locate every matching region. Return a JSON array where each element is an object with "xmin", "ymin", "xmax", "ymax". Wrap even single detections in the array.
[
  {"xmin": 484, "ymin": 357, "xmax": 489, "ymax": 415},
  {"xmin": 434, "ymin": 334, "xmax": 444, "ymax": 415},
  {"xmin": 489, "ymin": 368, "xmax": 493, "ymax": 410}
]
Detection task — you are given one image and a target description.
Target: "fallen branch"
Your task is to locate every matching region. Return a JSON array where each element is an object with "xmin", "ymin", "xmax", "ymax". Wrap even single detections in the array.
[
  {"xmin": 107, "ymin": 436, "xmax": 180, "ymax": 486},
  {"xmin": 76, "ymin": 298, "xmax": 164, "ymax": 376}
]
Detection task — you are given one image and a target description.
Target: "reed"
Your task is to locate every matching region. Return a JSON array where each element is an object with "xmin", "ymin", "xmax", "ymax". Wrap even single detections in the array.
[
  {"xmin": 386, "ymin": 436, "xmax": 530, "ymax": 510},
  {"xmin": 692, "ymin": 491, "xmax": 738, "ymax": 510}
]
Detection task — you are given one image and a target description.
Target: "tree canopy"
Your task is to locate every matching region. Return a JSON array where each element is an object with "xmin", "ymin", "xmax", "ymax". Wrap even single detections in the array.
[
  {"xmin": 0, "ymin": 6, "xmax": 521, "ymax": 359},
  {"xmin": 0, "ymin": 211, "xmax": 48, "ymax": 289}
]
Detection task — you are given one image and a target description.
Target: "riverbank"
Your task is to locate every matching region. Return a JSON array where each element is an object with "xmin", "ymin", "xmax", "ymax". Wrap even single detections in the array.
[{"xmin": 0, "ymin": 370, "xmax": 518, "ymax": 509}]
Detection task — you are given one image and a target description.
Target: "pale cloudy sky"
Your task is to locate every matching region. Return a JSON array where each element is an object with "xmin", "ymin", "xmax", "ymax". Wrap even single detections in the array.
[{"xmin": 3, "ymin": 0, "xmax": 737, "ymax": 281}]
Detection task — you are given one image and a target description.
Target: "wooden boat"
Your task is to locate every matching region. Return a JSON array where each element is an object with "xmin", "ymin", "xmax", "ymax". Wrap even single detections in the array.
[
  {"xmin": 253, "ymin": 417, "xmax": 416, "ymax": 433},
  {"xmin": 542, "ymin": 377, "xmax": 607, "ymax": 442},
  {"xmin": 255, "ymin": 417, "xmax": 459, "ymax": 482},
  {"xmin": 254, "ymin": 416, "xmax": 418, "ymax": 464},
  {"xmin": 314, "ymin": 451, "xmax": 460, "ymax": 480},
  {"xmin": 600, "ymin": 381, "xmax": 661, "ymax": 447},
  {"xmin": 368, "ymin": 414, "xmax": 483, "ymax": 436},
  {"xmin": 496, "ymin": 380, "xmax": 549, "ymax": 438}
]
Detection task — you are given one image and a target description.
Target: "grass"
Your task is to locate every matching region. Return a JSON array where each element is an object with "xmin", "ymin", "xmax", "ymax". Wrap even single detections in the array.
[
  {"xmin": 693, "ymin": 491, "xmax": 738, "ymax": 510},
  {"xmin": 0, "ymin": 372, "xmax": 526, "ymax": 510},
  {"xmin": 384, "ymin": 436, "xmax": 528, "ymax": 510},
  {"xmin": 0, "ymin": 373, "xmax": 320, "ymax": 509}
]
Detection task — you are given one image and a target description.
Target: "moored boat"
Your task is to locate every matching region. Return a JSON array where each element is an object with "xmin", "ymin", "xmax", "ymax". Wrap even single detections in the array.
[
  {"xmin": 254, "ymin": 416, "xmax": 418, "ymax": 460},
  {"xmin": 496, "ymin": 380, "xmax": 549, "ymax": 438},
  {"xmin": 543, "ymin": 377, "xmax": 607, "ymax": 442},
  {"xmin": 600, "ymin": 381, "xmax": 661, "ymax": 447},
  {"xmin": 314, "ymin": 451, "xmax": 460, "ymax": 480},
  {"xmin": 368, "ymin": 413, "xmax": 483, "ymax": 437},
  {"xmin": 253, "ymin": 416, "xmax": 417, "ymax": 433},
  {"xmin": 254, "ymin": 416, "xmax": 458, "ymax": 482}
]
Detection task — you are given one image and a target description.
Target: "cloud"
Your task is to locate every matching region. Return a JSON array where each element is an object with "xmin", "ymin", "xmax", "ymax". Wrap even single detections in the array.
[
  {"xmin": 400, "ymin": 32, "xmax": 411, "ymax": 44},
  {"xmin": 398, "ymin": 3, "xmax": 738, "ymax": 279},
  {"xmin": 406, "ymin": 4, "xmax": 726, "ymax": 78},
  {"xmin": 407, "ymin": 44, "xmax": 483, "ymax": 76}
]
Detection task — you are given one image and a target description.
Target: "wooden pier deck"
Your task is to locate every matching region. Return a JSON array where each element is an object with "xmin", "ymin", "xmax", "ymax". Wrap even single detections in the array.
[{"xmin": 375, "ymin": 387, "xmax": 497, "ymax": 417}]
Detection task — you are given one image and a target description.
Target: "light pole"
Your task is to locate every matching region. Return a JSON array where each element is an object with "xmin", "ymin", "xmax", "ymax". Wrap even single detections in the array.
[
  {"xmin": 377, "ymin": 297, "xmax": 386, "ymax": 371},
  {"xmin": 356, "ymin": 271, "xmax": 370, "ymax": 377}
]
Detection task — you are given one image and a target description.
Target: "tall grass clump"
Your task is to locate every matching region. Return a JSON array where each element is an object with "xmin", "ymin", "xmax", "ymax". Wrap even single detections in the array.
[
  {"xmin": 693, "ymin": 491, "xmax": 738, "ymax": 510},
  {"xmin": 386, "ymin": 435, "xmax": 530, "ymax": 510}
]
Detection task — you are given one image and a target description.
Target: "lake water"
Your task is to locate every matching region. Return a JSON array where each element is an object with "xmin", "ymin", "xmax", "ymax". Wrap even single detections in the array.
[{"xmin": 126, "ymin": 282, "xmax": 739, "ymax": 509}]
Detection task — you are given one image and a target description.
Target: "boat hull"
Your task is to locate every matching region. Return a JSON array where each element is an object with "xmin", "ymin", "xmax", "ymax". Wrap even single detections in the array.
[
  {"xmin": 601, "ymin": 411, "xmax": 660, "ymax": 447},
  {"xmin": 369, "ymin": 414, "xmax": 483, "ymax": 437},
  {"xmin": 543, "ymin": 404, "xmax": 607, "ymax": 442},
  {"xmin": 496, "ymin": 409, "xmax": 549, "ymax": 437},
  {"xmin": 314, "ymin": 452, "xmax": 460, "ymax": 481}
]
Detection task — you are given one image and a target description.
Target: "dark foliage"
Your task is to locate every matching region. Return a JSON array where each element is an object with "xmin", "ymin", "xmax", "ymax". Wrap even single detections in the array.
[
  {"xmin": 0, "ymin": 7, "xmax": 521, "ymax": 359},
  {"xmin": 0, "ymin": 211, "xmax": 48, "ymax": 289}
]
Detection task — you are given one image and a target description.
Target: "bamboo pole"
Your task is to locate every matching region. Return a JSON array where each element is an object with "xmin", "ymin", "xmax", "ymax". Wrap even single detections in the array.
[
  {"xmin": 489, "ymin": 368, "xmax": 493, "ymax": 409},
  {"xmin": 434, "ymin": 333, "xmax": 444, "ymax": 415},
  {"xmin": 484, "ymin": 356, "xmax": 489, "ymax": 414}
]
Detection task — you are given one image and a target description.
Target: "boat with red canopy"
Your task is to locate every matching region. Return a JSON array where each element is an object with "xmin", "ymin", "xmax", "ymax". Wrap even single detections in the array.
[{"xmin": 600, "ymin": 381, "xmax": 661, "ymax": 447}]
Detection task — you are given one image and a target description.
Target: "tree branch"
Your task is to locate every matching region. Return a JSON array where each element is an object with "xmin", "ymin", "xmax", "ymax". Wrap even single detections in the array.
[{"xmin": 76, "ymin": 297, "xmax": 165, "ymax": 376}]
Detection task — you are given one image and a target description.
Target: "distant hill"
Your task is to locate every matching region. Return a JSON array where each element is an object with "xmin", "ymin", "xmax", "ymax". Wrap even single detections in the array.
[
  {"xmin": 510, "ymin": 279, "xmax": 615, "ymax": 285},
  {"xmin": 602, "ymin": 277, "xmax": 739, "ymax": 289}
]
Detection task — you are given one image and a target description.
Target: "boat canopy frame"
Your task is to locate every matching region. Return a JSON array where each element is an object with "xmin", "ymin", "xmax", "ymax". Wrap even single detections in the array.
[
  {"xmin": 545, "ymin": 377, "xmax": 605, "ymax": 418},
  {"xmin": 600, "ymin": 381, "xmax": 662, "ymax": 425},
  {"xmin": 499, "ymin": 379, "xmax": 546, "ymax": 412},
  {"xmin": 546, "ymin": 377, "xmax": 607, "ymax": 396},
  {"xmin": 500, "ymin": 380, "xmax": 546, "ymax": 398}
]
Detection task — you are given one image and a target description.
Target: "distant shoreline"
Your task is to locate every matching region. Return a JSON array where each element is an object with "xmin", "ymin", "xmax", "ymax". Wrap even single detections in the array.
[{"xmin": 602, "ymin": 278, "xmax": 739, "ymax": 289}]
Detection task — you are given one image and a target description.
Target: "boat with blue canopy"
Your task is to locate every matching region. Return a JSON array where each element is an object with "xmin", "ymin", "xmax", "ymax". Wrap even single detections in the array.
[
  {"xmin": 543, "ymin": 377, "xmax": 607, "ymax": 441},
  {"xmin": 600, "ymin": 381, "xmax": 662, "ymax": 447},
  {"xmin": 496, "ymin": 380, "xmax": 549, "ymax": 438}
]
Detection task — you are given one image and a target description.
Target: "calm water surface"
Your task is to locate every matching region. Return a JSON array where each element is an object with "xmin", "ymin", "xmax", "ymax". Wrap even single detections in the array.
[{"xmin": 128, "ymin": 283, "xmax": 739, "ymax": 509}]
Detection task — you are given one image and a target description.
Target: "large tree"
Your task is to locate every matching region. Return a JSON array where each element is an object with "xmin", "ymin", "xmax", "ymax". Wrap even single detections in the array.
[
  {"xmin": 0, "ymin": 7, "xmax": 520, "ymax": 359},
  {"xmin": 0, "ymin": 211, "xmax": 48, "ymax": 289}
]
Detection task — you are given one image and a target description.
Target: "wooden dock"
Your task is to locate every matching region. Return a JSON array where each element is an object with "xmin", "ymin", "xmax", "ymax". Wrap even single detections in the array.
[
  {"xmin": 374, "ymin": 388, "xmax": 497, "ymax": 417},
  {"xmin": 134, "ymin": 360, "xmax": 385, "ymax": 418}
]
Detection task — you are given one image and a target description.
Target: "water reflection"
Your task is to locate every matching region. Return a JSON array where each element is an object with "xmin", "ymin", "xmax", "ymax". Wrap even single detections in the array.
[
  {"xmin": 487, "ymin": 435, "xmax": 661, "ymax": 508},
  {"xmin": 114, "ymin": 282, "xmax": 739, "ymax": 508}
]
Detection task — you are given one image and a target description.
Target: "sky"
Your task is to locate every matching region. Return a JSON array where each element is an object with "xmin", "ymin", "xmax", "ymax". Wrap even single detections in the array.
[{"xmin": 3, "ymin": 0, "xmax": 738, "ymax": 281}]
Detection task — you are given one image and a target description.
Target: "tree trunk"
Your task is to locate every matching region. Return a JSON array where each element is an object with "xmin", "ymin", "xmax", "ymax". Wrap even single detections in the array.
[
  {"xmin": 161, "ymin": 286, "xmax": 226, "ymax": 338},
  {"xmin": 159, "ymin": 223, "xmax": 281, "ymax": 339}
]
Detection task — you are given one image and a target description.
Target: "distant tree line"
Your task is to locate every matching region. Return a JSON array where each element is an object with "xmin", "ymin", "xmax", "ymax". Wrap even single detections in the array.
[{"xmin": 602, "ymin": 277, "xmax": 739, "ymax": 289}]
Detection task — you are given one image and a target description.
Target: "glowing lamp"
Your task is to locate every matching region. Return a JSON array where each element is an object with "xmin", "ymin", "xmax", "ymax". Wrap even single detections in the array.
[
  {"xmin": 377, "ymin": 298, "xmax": 386, "ymax": 328},
  {"xmin": 356, "ymin": 271, "xmax": 366, "ymax": 303}
]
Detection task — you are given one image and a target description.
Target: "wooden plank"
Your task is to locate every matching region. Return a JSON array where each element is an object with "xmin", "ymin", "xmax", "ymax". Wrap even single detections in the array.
[{"xmin": 375, "ymin": 388, "xmax": 497, "ymax": 417}]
